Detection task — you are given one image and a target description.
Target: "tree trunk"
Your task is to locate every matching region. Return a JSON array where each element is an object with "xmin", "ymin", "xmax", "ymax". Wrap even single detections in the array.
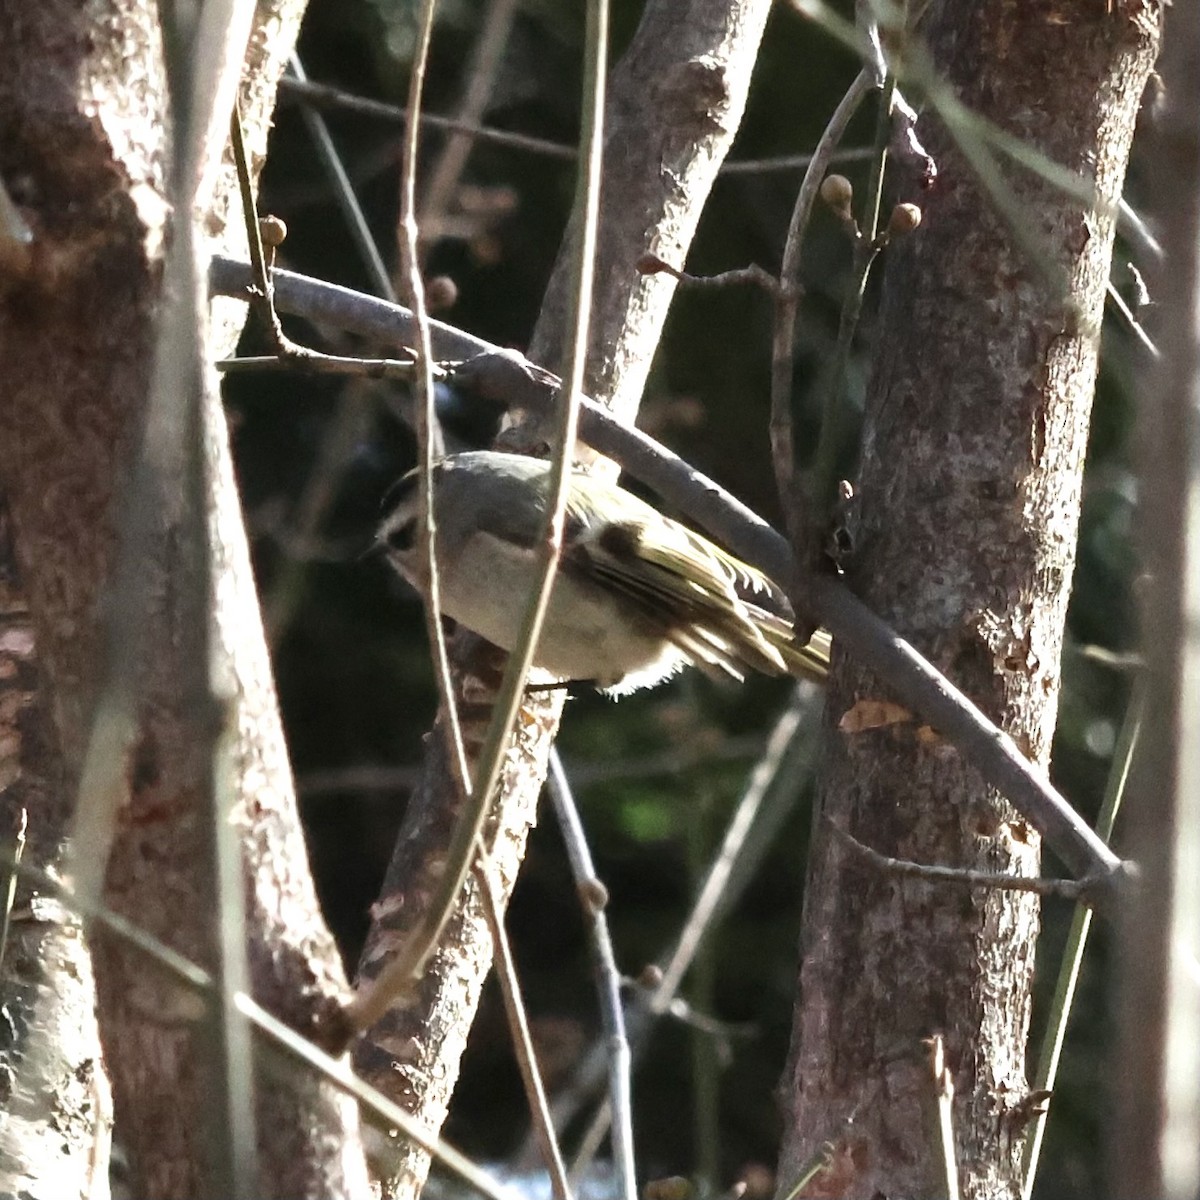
[
  {"xmin": 775, "ymin": 4, "xmax": 1160, "ymax": 1198},
  {"xmin": 0, "ymin": 3, "xmax": 370, "ymax": 1196},
  {"xmin": 351, "ymin": 1, "xmax": 774, "ymax": 1195}
]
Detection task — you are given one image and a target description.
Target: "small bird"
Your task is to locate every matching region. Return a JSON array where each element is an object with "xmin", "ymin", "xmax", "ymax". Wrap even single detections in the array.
[{"xmin": 379, "ymin": 450, "xmax": 830, "ymax": 696}]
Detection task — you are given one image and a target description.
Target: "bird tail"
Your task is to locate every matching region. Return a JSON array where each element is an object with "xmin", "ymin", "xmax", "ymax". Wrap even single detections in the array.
[{"xmin": 773, "ymin": 627, "xmax": 832, "ymax": 683}]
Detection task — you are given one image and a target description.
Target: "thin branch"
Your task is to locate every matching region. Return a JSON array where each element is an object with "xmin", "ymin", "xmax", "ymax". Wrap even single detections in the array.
[
  {"xmin": 207, "ymin": 260, "xmax": 1127, "ymax": 898},
  {"xmin": 1106, "ymin": 278, "xmax": 1160, "ymax": 360},
  {"xmin": 476, "ymin": 854, "xmax": 574, "ymax": 1200},
  {"xmin": 289, "ymin": 53, "xmax": 397, "ymax": 300},
  {"xmin": 637, "ymin": 252, "xmax": 779, "ymax": 298},
  {"xmin": 546, "ymin": 685, "xmax": 821, "ymax": 1173},
  {"xmin": 207, "ymin": 94, "xmax": 260, "ymax": 1200},
  {"xmin": 2, "ymin": 846, "xmax": 517, "ymax": 1200},
  {"xmin": 1112, "ymin": 2, "xmax": 1200, "ymax": 1182},
  {"xmin": 546, "ymin": 754, "xmax": 636, "ymax": 1200},
  {"xmin": 400, "ymin": 0, "xmax": 469, "ymax": 788},
  {"xmin": 803, "ymin": 73, "xmax": 894, "ymax": 565},
  {"xmin": 296, "ymin": 735, "xmax": 770, "ymax": 798},
  {"xmin": 1118, "ymin": 197, "xmax": 1163, "ymax": 262},
  {"xmin": 242, "ymin": 995, "xmax": 517, "ymax": 1200},
  {"xmin": 0, "ymin": 807, "xmax": 26, "ymax": 975},
  {"xmin": 344, "ymin": 0, "xmax": 609, "ymax": 1037},
  {"xmin": 1021, "ymin": 671, "xmax": 1144, "ymax": 1199},
  {"xmin": 722, "ymin": 146, "xmax": 877, "ymax": 174},
  {"xmin": 777, "ymin": 1136, "xmax": 846, "ymax": 1200},
  {"xmin": 654, "ymin": 687, "xmax": 818, "ymax": 1001},
  {"xmin": 827, "ymin": 821, "xmax": 1088, "ymax": 900},
  {"xmin": 277, "ymin": 75, "xmax": 885, "ymax": 180},
  {"xmin": 927, "ymin": 1035, "xmax": 961, "ymax": 1200},
  {"xmin": 216, "ymin": 352, "xmax": 421, "ymax": 379},
  {"xmin": 417, "ymin": 0, "xmax": 521, "ymax": 252},
  {"xmin": 770, "ymin": 69, "xmax": 875, "ymax": 566},
  {"xmin": 261, "ymin": 53, "xmax": 404, "ymax": 652},
  {"xmin": 277, "ymin": 75, "xmax": 578, "ymax": 161}
]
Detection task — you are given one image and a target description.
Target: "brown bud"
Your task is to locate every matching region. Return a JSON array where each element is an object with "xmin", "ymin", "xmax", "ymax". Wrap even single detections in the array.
[
  {"xmin": 578, "ymin": 876, "xmax": 610, "ymax": 913},
  {"xmin": 645, "ymin": 1177, "xmax": 692, "ymax": 1200},
  {"xmin": 820, "ymin": 173, "xmax": 854, "ymax": 216},
  {"xmin": 887, "ymin": 202, "xmax": 922, "ymax": 236},
  {"xmin": 637, "ymin": 963, "xmax": 665, "ymax": 990},
  {"xmin": 426, "ymin": 274, "xmax": 458, "ymax": 312},
  {"xmin": 258, "ymin": 215, "xmax": 288, "ymax": 248}
]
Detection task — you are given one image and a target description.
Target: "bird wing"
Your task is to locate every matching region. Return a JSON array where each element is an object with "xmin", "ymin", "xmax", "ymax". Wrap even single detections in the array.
[{"xmin": 567, "ymin": 516, "xmax": 790, "ymax": 677}]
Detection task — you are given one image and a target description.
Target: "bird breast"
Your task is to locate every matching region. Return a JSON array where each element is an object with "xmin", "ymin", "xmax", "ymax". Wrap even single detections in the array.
[{"xmin": 439, "ymin": 530, "xmax": 684, "ymax": 692}]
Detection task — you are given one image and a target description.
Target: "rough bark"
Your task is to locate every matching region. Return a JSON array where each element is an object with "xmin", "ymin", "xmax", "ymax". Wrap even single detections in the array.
[
  {"xmin": 351, "ymin": 1, "xmax": 774, "ymax": 1196},
  {"xmin": 0, "ymin": 3, "xmax": 370, "ymax": 1196},
  {"xmin": 775, "ymin": 4, "xmax": 1160, "ymax": 1199}
]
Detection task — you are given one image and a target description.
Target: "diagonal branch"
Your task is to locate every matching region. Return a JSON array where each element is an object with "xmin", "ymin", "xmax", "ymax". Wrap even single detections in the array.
[{"xmin": 210, "ymin": 257, "xmax": 1125, "ymax": 899}]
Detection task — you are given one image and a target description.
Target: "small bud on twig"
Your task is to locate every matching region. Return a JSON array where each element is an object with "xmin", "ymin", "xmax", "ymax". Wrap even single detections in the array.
[
  {"xmin": 887, "ymin": 202, "xmax": 923, "ymax": 237},
  {"xmin": 820, "ymin": 173, "xmax": 855, "ymax": 219},
  {"xmin": 636, "ymin": 251, "xmax": 779, "ymax": 297},
  {"xmin": 258, "ymin": 215, "xmax": 287, "ymax": 272},
  {"xmin": 578, "ymin": 876, "xmax": 609, "ymax": 913},
  {"xmin": 645, "ymin": 1177, "xmax": 692, "ymax": 1200},
  {"xmin": 426, "ymin": 274, "xmax": 458, "ymax": 312},
  {"xmin": 637, "ymin": 963, "xmax": 665, "ymax": 990},
  {"xmin": 259, "ymin": 215, "xmax": 288, "ymax": 248}
]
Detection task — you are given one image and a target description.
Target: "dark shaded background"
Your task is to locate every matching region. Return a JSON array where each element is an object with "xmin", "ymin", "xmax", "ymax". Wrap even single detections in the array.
[{"xmin": 223, "ymin": 2, "xmax": 1143, "ymax": 1193}]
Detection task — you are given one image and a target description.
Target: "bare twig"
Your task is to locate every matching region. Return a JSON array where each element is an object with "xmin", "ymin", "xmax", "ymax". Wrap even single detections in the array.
[
  {"xmin": 1021, "ymin": 671, "xmax": 1144, "ymax": 1199},
  {"xmin": 288, "ymin": 53, "xmax": 396, "ymax": 299},
  {"xmin": 217, "ymin": 352, "xmax": 421, "ymax": 379},
  {"xmin": 1118, "ymin": 197, "xmax": 1163, "ymax": 262},
  {"xmin": 722, "ymin": 146, "xmax": 876, "ymax": 174},
  {"xmin": 277, "ymin": 75, "xmax": 577, "ymax": 161},
  {"xmin": 296, "ymin": 736, "xmax": 771, "ymax": 798},
  {"xmin": 0, "ymin": 845, "xmax": 516, "ymax": 1200},
  {"xmin": 1105, "ymin": 278, "xmax": 1160, "ymax": 360},
  {"xmin": 777, "ymin": 1136, "xmax": 846, "ymax": 1200},
  {"xmin": 829, "ymin": 821, "xmax": 1087, "ymax": 900},
  {"xmin": 401, "ymin": 0, "xmax": 466, "ymax": 782},
  {"xmin": 476, "ymin": 855, "xmax": 574, "ymax": 1200},
  {"xmin": 803, "ymin": 72, "xmax": 894, "ymax": 565},
  {"xmin": 276, "ymin": 75, "xmax": 879, "ymax": 177},
  {"xmin": 1112, "ymin": 4, "xmax": 1200, "ymax": 1190},
  {"xmin": 345, "ymin": 0, "xmax": 609, "ymax": 1037},
  {"xmin": 208, "ymin": 258, "xmax": 1127, "ymax": 898},
  {"xmin": 770, "ymin": 69, "xmax": 875, "ymax": 567},
  {"xmin": 417, "ymin": 0, "xmax": 521, "ymax": 252},
  {"xmin": 546, "ymin": 755, "xmax": 636, "ymax": 1200},
  {"xmin": 545, "ymin": 685, "xmax": 821, "ymax": 1173},
  {"xmin": 262, "ymin": 53, "xmax": 402, "ymax": 649},
  {"xmin": 927, "ymin": 1035, "xmax": 961, "ymax": 1200},
  {"xmin": 342, "ymin": 0, "xmax": 475, "ymax": 1038},
  {"xmin": 637, "ymin": 252, "xmax": 779, "ymax": 297}
]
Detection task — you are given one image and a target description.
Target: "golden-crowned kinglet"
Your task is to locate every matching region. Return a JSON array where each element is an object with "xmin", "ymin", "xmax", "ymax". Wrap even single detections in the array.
[{"xmin": 379, "ymin": 450, "xmax": 830, "ymax": 695}]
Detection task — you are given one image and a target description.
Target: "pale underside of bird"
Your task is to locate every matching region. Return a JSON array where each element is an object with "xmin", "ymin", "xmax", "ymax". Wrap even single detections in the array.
[{"xmin": 379, "ymin": 451, "xmax": 830, "ymax": 696}]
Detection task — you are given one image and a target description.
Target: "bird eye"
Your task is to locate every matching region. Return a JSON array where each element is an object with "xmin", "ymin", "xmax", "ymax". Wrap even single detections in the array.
[{"xmin": 385, "ymin": 519, "xmax": 417, "ymax": 555}]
